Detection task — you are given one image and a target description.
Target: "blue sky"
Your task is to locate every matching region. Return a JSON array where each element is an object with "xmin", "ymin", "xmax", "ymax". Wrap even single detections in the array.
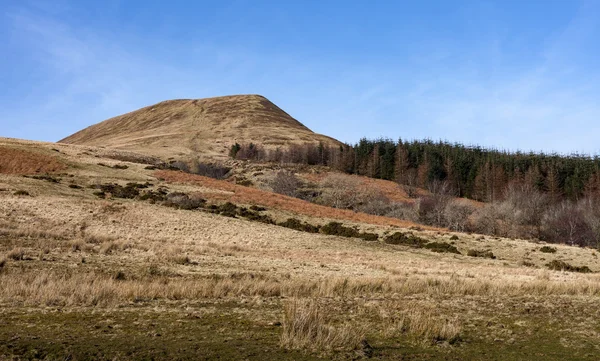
[{"xmin": 1, "ymin": 0, "xmax": 600, "ymax": 154}]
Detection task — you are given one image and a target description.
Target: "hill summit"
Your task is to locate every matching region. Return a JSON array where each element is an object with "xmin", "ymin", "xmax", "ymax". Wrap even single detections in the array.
[{"xmin": 60, "ymin": 94, "xmax": 340, "ymax": 159}]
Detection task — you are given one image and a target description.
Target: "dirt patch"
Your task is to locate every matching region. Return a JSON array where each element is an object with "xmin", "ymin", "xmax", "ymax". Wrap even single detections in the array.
[
  {"xmin": 155, "ymin": 170, "xmax": 440, "ymax": 230},
  {"xmin": 0, "ymin": 146, "xmax": 66, "ymax": 175}
]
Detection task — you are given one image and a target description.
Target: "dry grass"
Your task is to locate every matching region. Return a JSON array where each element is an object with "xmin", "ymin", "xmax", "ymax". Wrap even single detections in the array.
[
  {"xmin": 59, "ymin": 95, "xmax": 341, "ymax": 160},
  {"xmin": 0, "ymin": 146, "xmax": 66, "ymax": 175},
  {"xmin": 280, "ymin": 298, "xmax": 364, "ymax": 352},
  {"xmin": 397, "ymin": 310, "xmax": 462, "ymax": 343},
  {"xmin": 1, "ymin": 266, "xmax": 600, "ymax": 309},
  {"xmin": 2, "ymin": 137, "xmax": 600, "ymax": 357},
  {"xmin": 6, "ymin": 247, "xmax": 25, "ymax": 261}
]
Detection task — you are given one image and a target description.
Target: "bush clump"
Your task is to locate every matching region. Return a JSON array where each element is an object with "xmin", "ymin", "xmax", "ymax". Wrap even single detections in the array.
[
  {"xmin": 279, "ymin": 218, "xmax": 320, "ymax": 233},
  {"xmin": 384, "ymin": 232, "xmax": 428, "ymax": 248},
  {"xmin": 163, "ymin": 192, "xmax": 206, "ymax": 210},
  {"xmin": 545, "ymin": 260, "xmax": 592, "ymax": 273},
  {"xmin": 216, "ymin": 202, "xmax": 238, "ymax": 217},
  {"xmin": 540, "ymin": 246, "xmax": 557, "ymax": 254},
  {"xmin": 138, "ymin": 189, "xmax": 169, "ymax": 203},
  {"xmin": 467, "ymin": 249, "xmax": 496, "ymax": 259},
  {"xmin": 68, "ymin": 184, "xmax": 82, "ymax": 189},
  {"xmin": 238, "ymin": 207, "xmax": 275, "ymax": 224},
  {"xmin": 449, "ymin": 235, "xmax": 459, "ymax": 241},
  {"xmin": 25, "ymin": 174, "xmax": 60, "ymax": 183},
  {"xmin": 93, "ymin": 182, "xmax": 153, "ymax": 199},
  {"xmin": 424, "ymin": 242, "xmax": 461, "ymax": 254},
  {"xmin": 189, "ymin": 161, "xmax": 231, "ymax": 179},
  {"xmin": 320, "ymin": 222, "xmax": 378, "ymax": 241},
  {"xmin": 14, "ymin": 190, "xmax": 30, "ymax": 196}
]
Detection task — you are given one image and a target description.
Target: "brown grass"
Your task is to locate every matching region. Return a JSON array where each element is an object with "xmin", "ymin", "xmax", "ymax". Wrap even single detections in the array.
[
  {"xmin": 1, "ymin": 268, "xmax": 600, "ymax": 308},
  {"xmin": 0, "ymin": 146, "xmax": 66, "ymax": 174},
  {"xmin": 155, "ymin": 170, "xmax": 439, "ymax": 230},
  {"xmin": 6, "ymin": 247, "xmax": 25, "ymax": 261},
  {"xmin": 280, "ymin": 298, "xmax": 364, "ymax": 352},
  {"xmin": 59, "ymin": 95, "xmax": 341, "ymax": 160}
]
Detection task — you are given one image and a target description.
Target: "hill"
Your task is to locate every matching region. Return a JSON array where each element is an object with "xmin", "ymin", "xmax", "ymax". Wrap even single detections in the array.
[
  {"xmin": 59, "ymin": 94, "xmax": 341, "ymax": 160},
  {"xmin": 2, "ymin": 136, "xmax": 600, "ymax": 360}
]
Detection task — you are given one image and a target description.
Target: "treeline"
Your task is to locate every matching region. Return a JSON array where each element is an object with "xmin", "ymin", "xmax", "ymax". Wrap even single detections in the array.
[{"xmin": 230, "ymin": 139, "xmax": 600, "ymax": 201}]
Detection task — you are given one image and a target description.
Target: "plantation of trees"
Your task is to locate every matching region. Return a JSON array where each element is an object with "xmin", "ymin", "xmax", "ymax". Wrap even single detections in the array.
[
  {"xmin": 231, "ymin": 138, "xmax": 600, "ymax": 202},
  {"xmin": 230, "ymin": 139, "xmax": 600, "ymax": 248}
]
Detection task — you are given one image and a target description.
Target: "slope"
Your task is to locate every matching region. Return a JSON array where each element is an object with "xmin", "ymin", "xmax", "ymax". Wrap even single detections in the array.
[{"xmin": 59, "ymin": 94, "xmax": 341, "ymax": 160}]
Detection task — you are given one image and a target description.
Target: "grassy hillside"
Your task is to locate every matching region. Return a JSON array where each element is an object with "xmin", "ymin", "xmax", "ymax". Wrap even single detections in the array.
[
  {"xmin": 1, "ymin": 137, "xmax": 600, "ymax": 360},
  {"xmin": 59, "ymin": 95, "xmax": 341, "ymax": 160}
]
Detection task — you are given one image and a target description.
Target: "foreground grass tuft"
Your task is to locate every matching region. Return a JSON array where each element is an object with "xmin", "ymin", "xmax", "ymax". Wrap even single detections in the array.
[
  {"xmin": 398, "ymin": 310, "xmax": 462, "ymax": 344},
  {"xmin": 280, "ymin": 299, "xmax": 364, "ymax": 353}
]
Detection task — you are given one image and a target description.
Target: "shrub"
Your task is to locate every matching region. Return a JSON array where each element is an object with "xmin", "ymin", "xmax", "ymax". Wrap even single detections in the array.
[
  {"xmin": 444, "ymin": 200, "xmax": 475, "ymax": 232},
  {"xmin": 95, "ymin": 183, "xmax": 139, "ymax": 199},
  {"xmin": 14, "ymin": 190, "xmax": 30, "ymax": 196},
  {"xmin": 384, "ymin": 232, "xmax": 428, "ymax": 248},
  {"xmin": 0, "ymin": 258, "xmax": 6, "ymax": 272},
  {"xmin": 542, "ymin": 201, "xmax": 595, "ymax": 247},
  {"xmin": 139, "ymin": 189, "xmax": 168, "ymax": 203},
  {"xmin": 470, "ymin": 204, "xmax": 503, "ymax": 236},
  {"xmin": 238, "ymin": 208, "xmax": 275, "ymax": 224},
  {"xmin": 540, "ymin": 246, "xmax": 557, "ymax": 254},
  {"xmin": 424, "ymin": 242, "xmax": 461, "ymax": 254},
  {"xmin": 217, "ymin": 202, "xmax": 238, "ymax": 217},
  {"xmin": 189, "ymin": 160, "xmax": 231, "ymax": 179},
  {"xmin": 163, "ymin": 192, "xmax": 206, "ymax": 210},
  {"xmin": 545, "ymin": 260, "xmax": 592, "ymax": 273},
  {"xmin": 449, "ymin": 235, "xmax": 459, "ymax": 241},
  {"xmin": 320, "ymin": 222, "xmax": 378, "ymax": 241},
  {"xmin": 229, "ymin": 143, "xmax": 241, "ymax": 158},
  {"xmin": 385, "ymin": 202, "xmax": 418, "ymax": 222},
  {"xmin": 318, "ymin": 174, "xmax": 361, "ymax": 209},
  {"xmin": 233, "ymin": 143, "xmax": 265, "ymax": 160},
  {"xmin": 320, "ymin": 222, "xmax": 357, "ymax": 237},
  {"xmin": 271, "ymin": 170, "xmax": 301, "ymax": 197},
  {"xmin": 26, "ymin": 174, "xmax": 60, "ymax": 183},
  {"xmin": 112, "ymin": 164, "xmax": 129, "ymax": 169},
  {"xmin": 236, "ymin": 178, "xmax": 253, "ymax": 187},
  {"xmin": 358, "ymin": 232, "xmax": 379, "ymax": 241},
  {"xmin": 279, "ymin": 218, "xmax": 320, "ymax": 233},
  {"xmin": 68, "ymin": 184, "xmax": 82, "ymax": 189},
  {"xmin": 467, "ymin": 249, "xmax": 496, "ymax": 259},
  {"xmin": 250, "ymin": 205, "xmax": 267, "ymax": 212}
]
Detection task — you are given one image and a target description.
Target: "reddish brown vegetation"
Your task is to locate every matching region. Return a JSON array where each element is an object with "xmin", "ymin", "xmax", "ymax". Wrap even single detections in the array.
[
  {"xmin": 303, "ymin": 172, "xmax": 419, "ymax": 204},
  {"xmin": 0, "ymin": 147, "xmax": 66, "ymax": 175},
  {"xmin": 155, "ymin": 170, "xmax": 439, "ymax": 230}
]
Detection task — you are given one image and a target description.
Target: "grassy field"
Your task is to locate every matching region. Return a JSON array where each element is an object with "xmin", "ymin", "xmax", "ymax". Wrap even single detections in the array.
[{"xmin": 1, "ymin": 137, "xmax": 600, "ymax": 360}]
